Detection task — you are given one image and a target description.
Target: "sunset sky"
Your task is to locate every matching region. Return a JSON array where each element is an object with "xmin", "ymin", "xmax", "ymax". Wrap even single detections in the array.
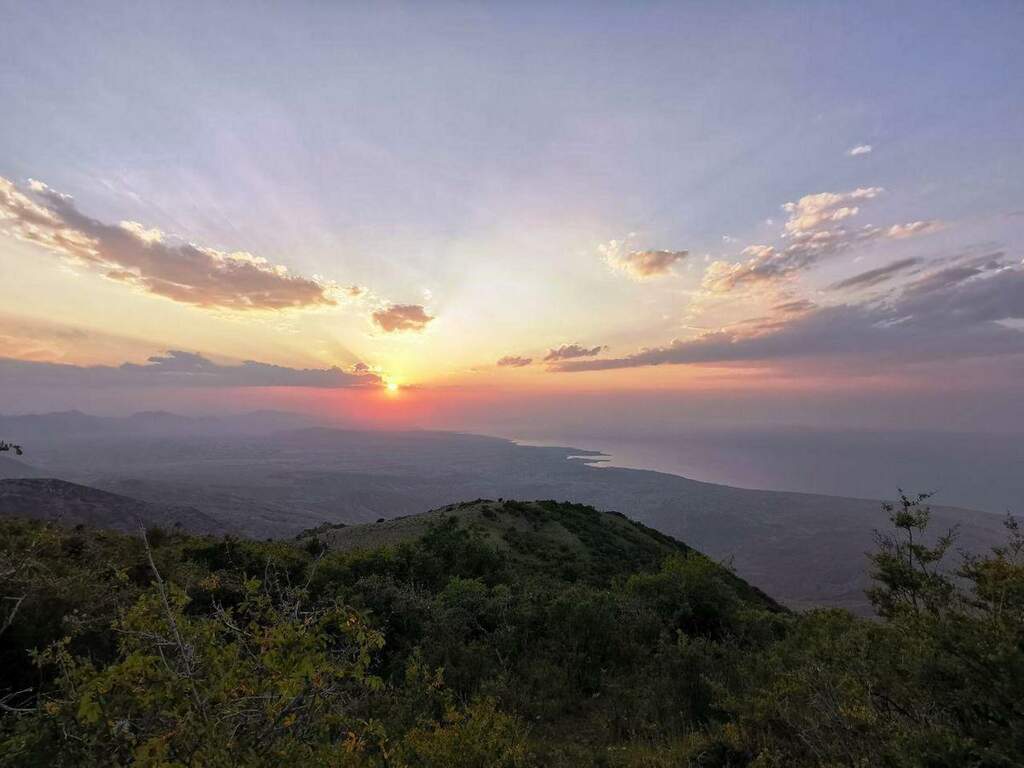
[{"xmin": 2, "ymin": 2, "xmax": 1023, "ymax": 432}]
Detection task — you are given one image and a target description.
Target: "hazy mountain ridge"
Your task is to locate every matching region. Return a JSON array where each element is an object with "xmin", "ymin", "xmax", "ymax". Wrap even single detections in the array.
[{"xmin": 0, "ymin": 409, "xmax": 318, "ymax": 438}]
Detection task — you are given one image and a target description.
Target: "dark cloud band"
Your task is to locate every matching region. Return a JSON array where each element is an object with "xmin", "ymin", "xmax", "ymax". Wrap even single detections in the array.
[
  {"xmin": 554, "ymin": 259, "xmax": 1024, "ymax": 372},
  {"xmin": 0, "ymin": 350, "xmax": 381, "ymax": 389}
]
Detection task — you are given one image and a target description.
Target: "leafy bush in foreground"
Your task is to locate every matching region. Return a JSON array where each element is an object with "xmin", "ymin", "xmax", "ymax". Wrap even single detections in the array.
[{"xmin": 0, "ymin": 496, "xmax": 1021, "ymax": 766}]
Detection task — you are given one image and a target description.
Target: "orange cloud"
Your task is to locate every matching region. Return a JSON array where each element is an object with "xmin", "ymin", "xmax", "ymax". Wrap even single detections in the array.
[
  {"xmin": 371, "ymin": 303, "xmax": 434, "ymax": 333},
  {"xmin": 600, "ymin": 238, "xmax": 687, "ymax": 279},
  {"xmin": 0, "ymin": 177, "xmax": 334, "ymax": 311}
]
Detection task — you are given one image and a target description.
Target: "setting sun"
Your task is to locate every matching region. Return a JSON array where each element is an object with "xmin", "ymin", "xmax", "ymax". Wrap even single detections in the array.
[{"xmin": 385, "ymin": 381, "xmax": 400, "ymax": 394}]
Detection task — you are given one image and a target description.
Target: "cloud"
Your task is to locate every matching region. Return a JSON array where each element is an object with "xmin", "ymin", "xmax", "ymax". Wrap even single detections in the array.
[
  {"xmin": 701, "ymin": 244, "xmax": 815, "ymax": 293},
  {"xmin": 782, "ymin": 187, "xmax": 883, "ymax": 238},
  {"xmin": 773, "ymin": 299, "xmax": 818, "ymax": 313},
  {"xmin": 901, "ymin": 264, "xmax": 992, "ymax": 297},
  {"xmin": 600, "ymin": 239, "xmax": 687, "ymax": 279},
  {"xmin": 543, "ymin": 343, "xmax": 606, "ymax": 361},
  {"xmin": 0, "ymin": 177, "xmax": 335, "ymax": 311},
  {"xmin": 553, "ymin": 258, "xmax": 1024, "ymax": 372},
  {"xmin": 700, "ymin": 188, "xmax": 942, "ymax": 294},
  {"xmin": 0, "ymin": 350, "xmax": 382, "ymax": 388},
  {"xmin": 885, "ymin": 221, "xmax": 945, "ymax": 239},
  {"xmin": 847, "ymin": 144, "xmax": 873, "ymax": 156},
  {"xmin": 828, "ymin": 258, "xmax": 922, "ymax": 291},
  {"xmin": 371, "ymin": 304, "xmax": 434, "ymax": 333},
  {"xmin": 496, "ymin": 355, "xmax": 532, "ymax": 367}
]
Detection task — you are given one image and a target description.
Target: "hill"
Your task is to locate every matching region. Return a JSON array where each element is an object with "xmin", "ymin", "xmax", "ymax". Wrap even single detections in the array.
[
  {"xmin": 0, "ymin": 478, "xmax": 226, "ymax": 534},
  {"xmin": 311, "ymin": 498, "xmax": 780, "ymax": 608}
]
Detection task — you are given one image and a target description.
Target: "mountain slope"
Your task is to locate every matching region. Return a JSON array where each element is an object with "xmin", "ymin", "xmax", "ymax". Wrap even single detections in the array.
[
  {"xmin": 0, "ymin": 455, "xmax": 44, "ymax": 479},
  {"xmin": 0, "ymin": 478, "xmax": 227, "ymax": 534}
]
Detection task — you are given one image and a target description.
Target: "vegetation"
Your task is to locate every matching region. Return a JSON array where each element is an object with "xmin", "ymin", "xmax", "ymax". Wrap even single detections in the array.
[{"xmin": 0, "ymin": 496, "xmax": 1021, "ymax": 766}]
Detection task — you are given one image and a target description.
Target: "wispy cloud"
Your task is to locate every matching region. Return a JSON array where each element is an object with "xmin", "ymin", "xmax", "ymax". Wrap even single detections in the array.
[
  {"xmin": 847, "ymin": 144, "xmax": 873, "ymax": 156},
  {"xmin": 496, "ymin": 355, "xmax": 532, "ymax": 367},
  {"xmin": 0, "ymin": 177, "xmax": 335, "ymax": 311},
  {"xmin": 827, "ymin": 258, "xmax": 922, "ymax": 291},
  {"xmin": 772, "ymin": 299, "xmax": 818, "ymax": 313}
]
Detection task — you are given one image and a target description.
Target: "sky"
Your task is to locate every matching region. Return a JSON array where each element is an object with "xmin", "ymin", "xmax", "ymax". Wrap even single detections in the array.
[{"xmin": 2, "ymin": 1, "xmax": 1023, "ymax": 433}]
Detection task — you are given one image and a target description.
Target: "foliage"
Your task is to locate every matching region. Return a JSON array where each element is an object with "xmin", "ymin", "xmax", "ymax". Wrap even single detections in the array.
[{"xmin": 1, "ymin": 497, "xmax": 1021, "ymax": 766}]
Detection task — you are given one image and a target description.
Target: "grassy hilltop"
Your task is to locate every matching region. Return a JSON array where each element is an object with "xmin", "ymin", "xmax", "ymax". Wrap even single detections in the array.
[{"xmin": 307, "ymin": 498, "xmax": 777, "ymax": 607}]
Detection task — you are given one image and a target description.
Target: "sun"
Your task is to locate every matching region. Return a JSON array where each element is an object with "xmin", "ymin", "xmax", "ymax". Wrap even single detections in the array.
[{"xmin": 385, "ymin": 381, "xmax": 400, "ymax": 394}]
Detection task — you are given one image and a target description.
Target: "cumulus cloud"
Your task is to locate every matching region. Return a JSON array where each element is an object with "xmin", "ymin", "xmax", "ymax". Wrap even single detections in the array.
[
  {"xmin": 496, "ymin": 355, "xmax": 532, "ymax": 367},
  {"xmin": 847, "ymin": 144, "xmax": 873, "ymax": 156},
  {"xmin": 553, "ymin": 258, "xmax": 1024, "ymax": 372},
  {"xmin": 0, "ymin": 350, "xmax": 382, "ymax": 388},
  {"xmin": 600, "ymin": 239, "xmax": 687, "ymax": 279},
  {"xmin": 782, "ymin": 187, "xmax": 883, "ymax": 238},
  {"xmin": 701, "ymin": 188, "xmax": 942, "ymax": 294},
  {"xmin": 828, "ymin": 258, "xmax": 922, "ymax": 291},
  {"xmin": 543, "ymin": 343, "xmax": 606, "ymax": 362},
  {"xmin": 0, "ymin": 176, "xmax": 334, "ymax": 311},
  {"xmin": 371, "ymin": 304, "xmax": 434, "ymax": 333}
]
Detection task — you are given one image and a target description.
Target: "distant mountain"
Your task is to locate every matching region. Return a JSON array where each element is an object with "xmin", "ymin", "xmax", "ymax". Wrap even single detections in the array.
[
  {"xmin": 0, "ymin": 409, "xmax": 318, "ymax": 440},
  {"xmin": 0, "ymin": 478, "xmax": 227, "ymax": 534},
  {"xmin": 126, "ymin": 410, "xmax": 207, "ymax": 429},
  {"xmin": 0, "ymin": 410, "xmax": 114, "ymax": 437}
]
